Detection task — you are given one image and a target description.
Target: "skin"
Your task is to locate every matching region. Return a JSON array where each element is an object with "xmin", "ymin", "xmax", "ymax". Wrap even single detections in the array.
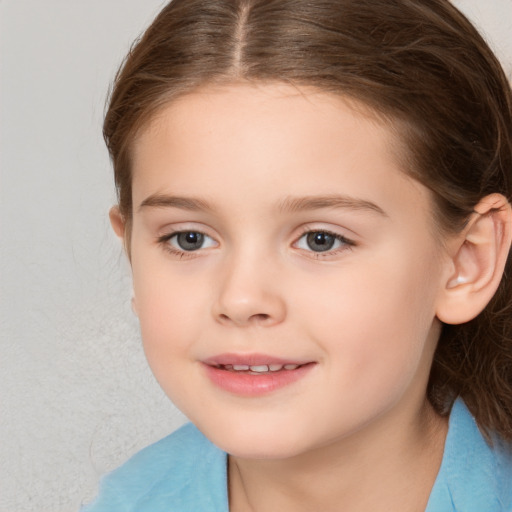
[{"xmin": 113, "ymin": 82, "xmax": 462, "ymax": 511}]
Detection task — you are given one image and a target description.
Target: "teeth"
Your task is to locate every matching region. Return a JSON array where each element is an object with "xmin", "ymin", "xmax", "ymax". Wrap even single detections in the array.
[
  {"xmin": 249, "ymin": 365, "xmax": 269, "ymax": 372},
  {"xmin": 220, "ymin": 363, "xmax": 302, "ymax": 372}
]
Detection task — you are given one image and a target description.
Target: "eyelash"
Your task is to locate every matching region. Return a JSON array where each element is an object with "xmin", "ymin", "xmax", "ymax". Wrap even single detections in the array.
[
  {"xmin": 295, "ymin": 227, "xmax": 355, "ymax": 259},
  {"xmin": 157, "ymin": 231, "xmax": 215, "ymax": 260},
  {"xmin": 157, "ymin": 228, "xmax": 355, "ymax": 260}
]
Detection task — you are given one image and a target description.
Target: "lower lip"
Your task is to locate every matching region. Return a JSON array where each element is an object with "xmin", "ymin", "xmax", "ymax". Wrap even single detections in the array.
[{"xmin": 202, "ymin": 363, "xmax": 315, "ymax": 396}]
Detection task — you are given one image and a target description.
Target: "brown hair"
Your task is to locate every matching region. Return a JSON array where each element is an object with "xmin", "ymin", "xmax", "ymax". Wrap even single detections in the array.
[{"xmin": 104, "ymin": 0, "xmax": 512, "ymax": 439}]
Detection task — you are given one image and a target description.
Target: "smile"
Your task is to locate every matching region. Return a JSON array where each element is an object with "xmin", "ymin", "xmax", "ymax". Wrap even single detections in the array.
[
  {"xmin": 214, "ymin": 363, "xmax": 302, "ymax": 374},
  {"xmin": 202, "ymin": 353, "xmax": 316, "ymax": 396}
]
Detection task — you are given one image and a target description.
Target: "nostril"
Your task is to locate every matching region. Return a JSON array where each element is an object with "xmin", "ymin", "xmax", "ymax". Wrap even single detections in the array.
[
  {"xmin": 213, "ymin": 294, "xmax": 286, "ymax": 327},
  {"xmin": 217, "ymin": 312, "xmax": 271, "ymax": 325},
  {"xmin": 251, "ymin": 313, "xmax": 271, "ymax": 324},
  {"xmin": 254, "ymin": 314, "xmax": 270, "ymax": 320}
]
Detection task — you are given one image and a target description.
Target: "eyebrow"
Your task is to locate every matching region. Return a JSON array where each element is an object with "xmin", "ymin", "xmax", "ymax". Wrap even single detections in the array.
[
  {"xmin": 277, "ymin": 194, "xmax": 387, "ymax": 216},
  {"xmin": 138, "ymin": 194, "xmax": 213, "ymax": 213},
  {"xmin": 138, "ymin": 193, "xmax": 387, "ymax": 216}
]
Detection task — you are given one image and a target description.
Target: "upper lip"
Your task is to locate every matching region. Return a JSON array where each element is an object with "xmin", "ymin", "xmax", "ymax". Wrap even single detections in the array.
[{"xmin": 202, "ymin": 352, "xmax": 313, "ymax": 367}]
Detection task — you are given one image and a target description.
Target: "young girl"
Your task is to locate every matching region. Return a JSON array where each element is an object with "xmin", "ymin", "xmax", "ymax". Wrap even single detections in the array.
[{"xmin": 82, "ymin": 0, "xmax": 512, "ymax": 510}]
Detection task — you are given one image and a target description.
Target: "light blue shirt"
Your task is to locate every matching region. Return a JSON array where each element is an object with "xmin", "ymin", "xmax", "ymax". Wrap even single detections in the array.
[
  {"xmin": 81, "ymin": 399, "xmax": 512, "ymax": 511},
  {"xmin": 426, "ymin": 399, "xmax": 512, "ymax": 511}
]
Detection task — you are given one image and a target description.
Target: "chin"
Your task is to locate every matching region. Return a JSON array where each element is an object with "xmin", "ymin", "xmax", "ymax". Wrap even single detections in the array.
[{"xmin": 194, "ymin": 415, "xmax": 315, "ymax": 460}]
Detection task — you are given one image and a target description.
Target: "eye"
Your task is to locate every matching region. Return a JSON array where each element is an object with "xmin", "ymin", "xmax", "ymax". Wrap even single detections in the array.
[
  {"xmin": 295, "ymin": 230, "xmax": 354, "ymax": 253},
  {"xmin": 161, "ymin": 231, "xmax": 217, "ymax": 252}
]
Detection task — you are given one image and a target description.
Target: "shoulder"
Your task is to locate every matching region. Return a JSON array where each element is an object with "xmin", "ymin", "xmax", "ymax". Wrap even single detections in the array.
[
  {"xmin": 427, "ymin": 398, "xmax": 512, "ymax": 512},
  {"xmin": 80, "ymin": 423, "xmax": 228, "ymax": 512}
]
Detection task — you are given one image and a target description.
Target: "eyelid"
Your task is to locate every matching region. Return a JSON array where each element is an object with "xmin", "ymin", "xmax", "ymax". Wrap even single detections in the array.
[
  {"xmin": 293, "ymin": 225, "xmax": 356, "ymax": 257},
  {"xmin": 167, "ymin": 231, "xmax": 217, "ymax": 249},
  {"xmin": 157, "ymin": 227, "xmax": 219, "ymax": 259}
]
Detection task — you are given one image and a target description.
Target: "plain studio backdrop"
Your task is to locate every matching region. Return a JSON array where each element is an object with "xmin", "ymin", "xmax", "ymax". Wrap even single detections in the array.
[{"xmin": 0, "ymin": 1, "xmax": 511, "ymax": 511}]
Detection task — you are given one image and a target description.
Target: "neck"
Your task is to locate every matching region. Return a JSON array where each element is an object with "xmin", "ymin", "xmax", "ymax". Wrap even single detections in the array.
[{"xmin": 228, "ymin": 398, "xmax": 448, "ymax": 512}]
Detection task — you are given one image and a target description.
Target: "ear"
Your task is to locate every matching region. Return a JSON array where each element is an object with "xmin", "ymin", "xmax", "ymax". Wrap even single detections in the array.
[
  {"xmin": 109, "ymin": 205, "xmax": 125, "ymax": 239},
  {"xmin": 109, "ymin": 205, "xmax": 131, "ymax": 256},
  {"xmin": 436, "ymin": 194, "xmax": 512, "ymax": 325},
  {"xmin": 109, "ymin": 206, "xmax": 138, "ymax": 315}
]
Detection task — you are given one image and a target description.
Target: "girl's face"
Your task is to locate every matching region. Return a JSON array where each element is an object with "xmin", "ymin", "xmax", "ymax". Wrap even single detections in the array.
[{"xmin": 126, "ymin": 83, "xmax": 450, "ymax": 459}]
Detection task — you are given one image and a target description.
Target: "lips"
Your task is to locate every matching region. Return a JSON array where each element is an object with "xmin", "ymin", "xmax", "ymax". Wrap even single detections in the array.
[{"xmin": 202, "ymin": 353, "xmax": 316, "ymax": 396}]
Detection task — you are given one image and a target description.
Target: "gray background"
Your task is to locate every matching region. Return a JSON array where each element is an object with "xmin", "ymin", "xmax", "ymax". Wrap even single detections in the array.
[{"xmin": 1, "ymin": 1, "xmax": 511, "ymax": 511}]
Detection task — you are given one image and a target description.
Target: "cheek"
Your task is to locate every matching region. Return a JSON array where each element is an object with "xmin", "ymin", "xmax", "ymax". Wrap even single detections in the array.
[
  {"xmin": 298, "ymin": 250, "xmax": 440, "ymax": 387},
  {"xmin": 133, "ymin": 274, "xmax": 205, "ymax": 413},
  {"xmin": 131, "ymin": 256, "xmax": 206, "ymax": 367}
]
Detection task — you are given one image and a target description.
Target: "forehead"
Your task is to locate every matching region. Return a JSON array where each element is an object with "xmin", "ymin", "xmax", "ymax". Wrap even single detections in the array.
[
  {"xmin": 130, "ymin": 82, "xmax": 430, "ymax": 226},
  {"xmin": 135, "ymin": 82, "xmax": 391, "ymax": 145},
  {"xmin": 132, "ymin": 82, "xmax": 403, "ymax": 179}
]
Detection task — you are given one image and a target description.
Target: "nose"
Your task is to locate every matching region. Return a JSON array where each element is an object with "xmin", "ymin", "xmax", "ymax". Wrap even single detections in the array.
[{"xmin": 212, "ymin": 252, "xmax": 287, "ymax": 328}]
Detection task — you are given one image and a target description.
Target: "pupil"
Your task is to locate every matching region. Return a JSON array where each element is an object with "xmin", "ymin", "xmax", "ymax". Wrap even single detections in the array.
[
  {"xmin": 178, "ymin": 232, "xmax": 204, "ymax": 251},
  {"xmin": 307, "ymin": 232, "xmax": 335, "ymax": 252}
]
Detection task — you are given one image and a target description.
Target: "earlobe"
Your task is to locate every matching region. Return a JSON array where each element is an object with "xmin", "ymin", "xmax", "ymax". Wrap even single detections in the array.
[
  {"xmin": 109, "ymin": 206, "xmax": 125, "ymax": 239},
  {"xmin": 436, "ymin": 193, "xmax": 512, "ymax": 325}
]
